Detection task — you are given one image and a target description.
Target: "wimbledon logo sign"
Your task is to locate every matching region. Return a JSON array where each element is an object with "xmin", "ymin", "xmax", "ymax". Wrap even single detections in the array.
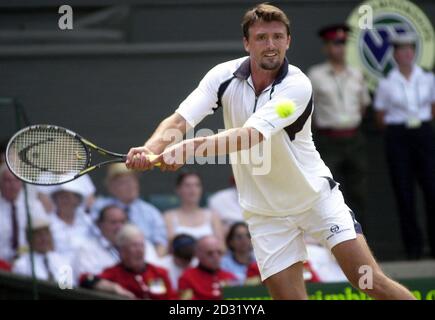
[{"xmin": 346, "ymin": 0, "xmax": 434, "ymax": 91}]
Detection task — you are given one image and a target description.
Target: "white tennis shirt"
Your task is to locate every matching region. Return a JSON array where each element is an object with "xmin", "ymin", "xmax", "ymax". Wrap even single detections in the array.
[{"xmin": 176, "ymin": 57, "xmax": 333, "ymax": 216}]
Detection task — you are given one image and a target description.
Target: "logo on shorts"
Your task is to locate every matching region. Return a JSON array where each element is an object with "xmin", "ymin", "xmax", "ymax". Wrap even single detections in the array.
[
  {"xmin": 330, "ymin": 225, "xmax": 340, "ymax": 233},
  {"xmin": 327, "ymin": 224, "xmax": 351, "ymax": 241}
]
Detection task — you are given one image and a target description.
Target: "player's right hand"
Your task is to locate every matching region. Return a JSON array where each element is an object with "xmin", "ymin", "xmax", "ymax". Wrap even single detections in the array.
[{"xmin": 125, "ymin": 146, "xmax": 156, "ymax": 171}]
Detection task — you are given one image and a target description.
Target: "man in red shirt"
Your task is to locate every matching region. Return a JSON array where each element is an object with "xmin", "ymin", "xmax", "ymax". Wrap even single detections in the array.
[
  {"xmin": 99, "ymin": 224, "xmax": 176, "ymax": 299},
  {"xmin": 178, "ymin": 235, "xmax": 237, "ymax": 300},
  {"xmin": 0, "ymin": 259, "xmax": 11, "ymax": 271}
]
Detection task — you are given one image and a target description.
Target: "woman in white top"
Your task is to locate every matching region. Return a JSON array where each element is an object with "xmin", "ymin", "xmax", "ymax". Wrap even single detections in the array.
[
  {"xmin": 374, "ymin": 32, "xmax": 435, "ymax": 260},
  {"xmin": 164, "ymin": 171, "xmax": 223, "ymax": 244}
]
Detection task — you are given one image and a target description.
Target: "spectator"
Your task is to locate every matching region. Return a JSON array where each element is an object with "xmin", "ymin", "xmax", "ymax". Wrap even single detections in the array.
[
  {"xmin": 374, "ymin": 32, "xmax": 435, "ymax": 260},
  {"xmin": 96, "ymin": 224, "xmax": 176, "ymax": 300},
  {"xmin": 37, "ymin": 174, "xmax": 96, "ymax": 214},
  {"xmin": 73, "ymin": 205, "xmax": 127, "ymax": 281},
  {"xmin": 178, "ymin": 235, "xmax": 237, "ymax": 300},
  {"xmin": 93, "ymin": 163, "xmax": 167, "ymax": 256},
  {"xmin": 1, "ymin": 136, "xmax": 50, "ymax": 214},
  {"xmin": 308, "ymin": 24, "xmax": 371, "ymax": 228},
  {"xmin": 221, "ymin": 222, "xmax": 255, "ymax": 285},
  {"xmin": 13, "ymin": 216, "xmax": 71, "ymax": 284},
  {"xmin": 157, "ymin": 234, "xmax": 197, "ymax": 290},
  {"xmin": 0, "ymin": 260, "xmax": 11, "ymax": 271},
  {"xmin": 0, "ymin": 164, "xmax": 48, "ymax": 262},
  {"xmin": 208, "ymin": 176, "xmax": 244, "ymax": 230},
  {"xmin": 49, "ymin": 180, "xmax": 92, "ymax": 261},
  {"xmin": 164, "ymin": 171, "xmax": 223, "ymax": 243}
]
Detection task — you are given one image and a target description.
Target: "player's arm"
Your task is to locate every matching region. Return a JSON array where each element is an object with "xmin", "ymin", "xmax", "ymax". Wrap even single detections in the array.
[
  {"xmin": 126, "ymin": 113, "xmax": 189, "ymax": 170},
  {"xmin": 146, "ymin": 113, "xmax": 190, "ymax": 153},
  {"xmin": 150, "ymin": 127, "xmax": 264, "ymax": 171}
]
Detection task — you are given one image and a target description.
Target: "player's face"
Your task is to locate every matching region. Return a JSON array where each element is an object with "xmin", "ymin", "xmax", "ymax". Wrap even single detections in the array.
[
  {"xmin": 394, "ymin": 44, "xmax": 415, "ymax": 68},
  {"xmin": 243, "ymin": 20, "xmax": 290, "ymax": 71}
]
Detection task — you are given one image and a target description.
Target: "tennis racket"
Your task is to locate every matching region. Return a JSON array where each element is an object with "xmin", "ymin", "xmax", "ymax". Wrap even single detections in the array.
[{"xmin": 5, "ymin": 124, "xmax": 159, "ymax": 185}]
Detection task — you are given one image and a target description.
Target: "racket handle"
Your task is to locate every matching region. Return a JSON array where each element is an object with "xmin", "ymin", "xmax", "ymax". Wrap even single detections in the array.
[
  {"xmin": 124, "ymin": 154, "xmax": 161, "ymax": 167},
  {"xmin": 147, "ymin": 154, "xmax": 161, "ymax": 167}
]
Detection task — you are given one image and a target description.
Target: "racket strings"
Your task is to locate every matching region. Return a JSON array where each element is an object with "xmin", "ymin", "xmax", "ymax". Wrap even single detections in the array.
[{"xmin": 7, "ymin": 127, "xmax": 88, "ymax": 184}]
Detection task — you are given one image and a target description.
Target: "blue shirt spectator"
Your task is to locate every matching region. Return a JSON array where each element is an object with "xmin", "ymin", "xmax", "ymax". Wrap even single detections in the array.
[
  {"xmin": 92, "ymin": 163, "xmax": 168, "ymax": 256},
  {"xmin": 220, "ymin": 222, "xmax": 255, "ymax": 285}
]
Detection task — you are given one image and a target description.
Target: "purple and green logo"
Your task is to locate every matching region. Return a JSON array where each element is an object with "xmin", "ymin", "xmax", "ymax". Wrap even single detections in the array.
[{"xmin": 346, "ymin": 0, "xmax": 434, "ymax": 91}]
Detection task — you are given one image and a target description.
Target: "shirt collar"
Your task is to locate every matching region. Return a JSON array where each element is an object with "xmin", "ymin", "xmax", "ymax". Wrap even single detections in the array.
[
  {"xmin": 233, "ymin": 56, "xmax": 289, "ymax": 86},
  {"xmin": 391, "ymin": 64, "xmax": 422, "ymax": 83}
]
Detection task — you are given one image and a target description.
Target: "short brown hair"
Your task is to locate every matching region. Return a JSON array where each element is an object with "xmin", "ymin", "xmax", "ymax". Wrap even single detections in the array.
[{"xmin": 241, "ymin": 3, "xmax": 290, "ymax": 39}]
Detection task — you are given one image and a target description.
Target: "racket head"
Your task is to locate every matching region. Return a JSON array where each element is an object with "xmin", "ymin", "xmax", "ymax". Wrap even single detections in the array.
[{"xmin": 5, "ymin": 125, "xmax": 91, "ymax": 185}]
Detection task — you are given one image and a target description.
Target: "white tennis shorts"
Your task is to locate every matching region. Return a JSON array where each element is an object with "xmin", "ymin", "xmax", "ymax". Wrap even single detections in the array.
[{"xmin": 244, "ymin": 179, "xmax": 362, "ymax": 281}]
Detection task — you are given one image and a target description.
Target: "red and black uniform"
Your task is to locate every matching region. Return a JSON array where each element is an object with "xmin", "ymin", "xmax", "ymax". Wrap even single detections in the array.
[
  {"xmin": 99, "ymin": 263, "xmax": 177, "ymax": 299},
  {"xmin": 0, "ymin": 260, "xmax": 11, "ymax": 271},
  {"xmin": 178, "ymin": 265, "xmax": 237, "ymax": 300}
]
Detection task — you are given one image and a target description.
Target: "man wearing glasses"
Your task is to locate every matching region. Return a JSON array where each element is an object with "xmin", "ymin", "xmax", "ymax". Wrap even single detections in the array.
[{"xmin": 178, "ymin": 236, "xmax": 237, "ymax": 300}]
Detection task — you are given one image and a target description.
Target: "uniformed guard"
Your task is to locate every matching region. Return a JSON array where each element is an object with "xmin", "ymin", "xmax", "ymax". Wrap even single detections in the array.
[
  {"xmin": 374, "ymin": 31, "xmax": 435, "ymax": 260},
  {"xmin": 308, "ymin": 24, "xmax": 371, "ymax": 227}
]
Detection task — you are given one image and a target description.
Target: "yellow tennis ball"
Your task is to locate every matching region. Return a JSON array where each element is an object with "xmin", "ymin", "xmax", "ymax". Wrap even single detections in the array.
[{"xmin": 275, "ymin": 100, "xmax": 296, "ymax": 118}]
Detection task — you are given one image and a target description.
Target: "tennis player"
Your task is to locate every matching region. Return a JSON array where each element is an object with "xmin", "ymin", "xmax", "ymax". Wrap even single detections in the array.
[{"xmin": 126, "ymin": 3, "xmax": 415, "ymax": 300}]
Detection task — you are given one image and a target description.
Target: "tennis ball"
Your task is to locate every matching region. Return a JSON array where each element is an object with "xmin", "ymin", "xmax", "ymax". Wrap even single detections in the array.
[{"xmin": 275, "ymin": 100, "xmax": 296, "ymax": 118}]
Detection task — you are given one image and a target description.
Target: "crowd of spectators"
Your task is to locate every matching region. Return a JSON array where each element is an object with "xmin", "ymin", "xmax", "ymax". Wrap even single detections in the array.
[{"xmin": 0, "ymin": 160, "xmax": 346, "ymax": 299}]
